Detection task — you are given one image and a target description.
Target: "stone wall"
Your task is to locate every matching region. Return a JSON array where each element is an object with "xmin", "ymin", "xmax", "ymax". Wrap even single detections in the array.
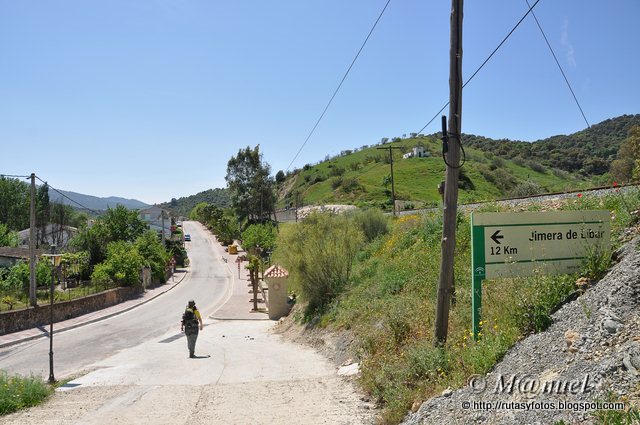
[{"xmin": 0, "ymin": 286, "xmax": 139, "ymax": 336}]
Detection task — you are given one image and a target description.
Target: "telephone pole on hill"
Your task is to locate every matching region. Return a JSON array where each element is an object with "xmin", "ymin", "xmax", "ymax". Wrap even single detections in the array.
[
  {"xmin": 435, "ymin": 0, "xmax": 463, "ymax": 345},
  {"xmin": 377, "ymin": 145, "xmax": 402, "ymax": 216}
]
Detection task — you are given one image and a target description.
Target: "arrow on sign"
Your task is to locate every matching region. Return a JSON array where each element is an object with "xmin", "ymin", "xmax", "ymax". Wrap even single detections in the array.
[{"xmin": 490, "ymin": 230, "xmax": 503, "ymax": 244}]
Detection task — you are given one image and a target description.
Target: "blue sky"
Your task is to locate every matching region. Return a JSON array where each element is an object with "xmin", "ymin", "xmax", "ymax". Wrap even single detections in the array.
[{"xmin": 1, "ymin": 0, "xmax": 638, "ymax": 204}]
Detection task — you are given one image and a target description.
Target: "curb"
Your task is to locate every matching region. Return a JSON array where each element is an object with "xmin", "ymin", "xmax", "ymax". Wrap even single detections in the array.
[{"xmin": 0, "ymin": 270, "xmax": 190, "ymax": 349}]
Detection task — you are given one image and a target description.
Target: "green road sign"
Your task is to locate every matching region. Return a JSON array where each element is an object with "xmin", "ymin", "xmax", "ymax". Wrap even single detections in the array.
[{"xmin": 471, "ymin": 210, "xmax": 610, "ymax": 339}]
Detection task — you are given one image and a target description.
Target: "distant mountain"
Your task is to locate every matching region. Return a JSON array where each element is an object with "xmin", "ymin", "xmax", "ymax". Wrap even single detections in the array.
[
  {"xmin": 159, "ymin": 188, "xmax": 230, "ymax": 217},
  {"xmin": 50, "ymin": 190, "xmax": 150, "ymax": 212}
]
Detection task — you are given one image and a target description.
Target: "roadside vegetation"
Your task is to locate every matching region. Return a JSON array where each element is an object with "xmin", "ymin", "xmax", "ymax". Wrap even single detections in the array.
[
  {"xmin": 0, "ymin": 372, "xmax": 52, "ymax": 416},
  {"xmin": 273, "ymin": 187, "xmax": 640, "ymax": 423}
]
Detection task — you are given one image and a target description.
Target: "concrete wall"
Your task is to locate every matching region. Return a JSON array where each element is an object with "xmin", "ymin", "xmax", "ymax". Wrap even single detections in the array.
[{"xmin": 0, "ymin": 286, "xmax": 139, "ymax": 336}]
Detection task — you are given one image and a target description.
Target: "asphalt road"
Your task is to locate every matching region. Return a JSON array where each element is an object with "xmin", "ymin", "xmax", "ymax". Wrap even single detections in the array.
[{"xmin": 0, "ymin": 221, "xmax": 233, "ymax": 380}]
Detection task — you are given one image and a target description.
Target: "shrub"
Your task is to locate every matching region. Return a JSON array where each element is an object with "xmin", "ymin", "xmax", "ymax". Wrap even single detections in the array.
[
  {"xmin": 341, "ymin": 177, "xmax": 360, "ymax": 193},
  {"xmin": 353, "ymin": 209, "xmax": 389, "ymax": 242},
  {"xmin": 331, "ymin": 176, "xmax": 343, "ymax": 190},
  {"xmin": 274, "ymin": 212, "xmax": 364, "ymax": 314},
  {"xmin": 510, "ymin": 181, "xmax": 543, "ymax": 198},
  {"xmin": 0, "ymin": 372, "xmax": 52, "ymax": 415},
  {"xmin": 329, "ymin": 166, "xmax": 345, "ymax": 177}
]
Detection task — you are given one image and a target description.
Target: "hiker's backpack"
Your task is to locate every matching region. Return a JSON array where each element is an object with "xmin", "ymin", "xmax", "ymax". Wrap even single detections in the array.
[{"xmin": 182, "ymin": 308, "xmax": 199, "ymax": 333}]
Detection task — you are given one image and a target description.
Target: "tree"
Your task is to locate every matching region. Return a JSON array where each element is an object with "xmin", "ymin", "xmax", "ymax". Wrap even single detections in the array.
[
  {"xmin": 0, "ymin": 177, "xmax": 29, "ymax": 231},
  {"xmin": 134, "ymin": 231, "xmax": 170, "ymax": 283},
  {"xmin": 35, "ymin": 183, "xmax": 50, "ymax": 247},
  {"xmin": 101, "ymin": 205, "xmax": 147, "ymax": 243},
  {"xmin": 91, "ymin": 241, "xmax": 144, "ymax": 286},
  {"xmin": 275, "ymin": 170, "xmax": 286, "ymax": 184},
  {"xmin": 225, "ymin": 145, "xmax": 276, "ymax": 224},
  {"xmin": 611, "ymin": 125, "xmax": 640, "ymax": 182},
  {"xmin": 0, "ymin": 223, "xmax": 18, "ymax": 247},
  {"xmin": 241, "ymin": 223, "xmax": 277, "ymax": 254}
]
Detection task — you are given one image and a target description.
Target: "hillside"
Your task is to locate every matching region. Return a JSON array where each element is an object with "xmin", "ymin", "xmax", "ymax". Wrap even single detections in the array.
[
  {"xmin": 279, "ymin": 136, "xmax": 589, "ymax": 210},
  {"xmin": 462, "ymin": 114, "xmax": 640, "ymax": 177},
  {"xmin": 50, "ymin": 189, "xmax": 149, "ymax": 211},
  {"xmin": 278, "ymin": 114, "xmax": 638, "ymax": 209},
  {"xmin": 159, "ymin": 188, "xmax": 230, "ymax": 217}
]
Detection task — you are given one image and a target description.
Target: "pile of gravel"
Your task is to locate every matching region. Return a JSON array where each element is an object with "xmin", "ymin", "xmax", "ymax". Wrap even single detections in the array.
[{"xmin": 403, "ymin": 237, "xmax": 640, "ymax": 425}]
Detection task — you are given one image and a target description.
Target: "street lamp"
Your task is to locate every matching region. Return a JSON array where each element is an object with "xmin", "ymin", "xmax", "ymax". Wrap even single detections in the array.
[{"xmin": 42, "ymin": 245, "xmax": 62, "ymax": 384}]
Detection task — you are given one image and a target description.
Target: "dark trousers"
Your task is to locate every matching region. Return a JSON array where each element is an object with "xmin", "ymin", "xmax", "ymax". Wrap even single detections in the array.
[{"xmin": 186, "ymin": 331, "xmax": 198, "ymax": 356}]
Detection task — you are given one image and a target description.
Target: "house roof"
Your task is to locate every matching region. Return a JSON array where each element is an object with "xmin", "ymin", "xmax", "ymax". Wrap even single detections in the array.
[
  {"xmin": 17, "ymin": 224, "xmax": 78, "ymax": 238},
  {"xmin": 264, "ymin": 264, "xmax": 289, "ymax": 278},
  {"xmin": 0, "ymin": 247, "xmax": 46, "ymax": 260}
]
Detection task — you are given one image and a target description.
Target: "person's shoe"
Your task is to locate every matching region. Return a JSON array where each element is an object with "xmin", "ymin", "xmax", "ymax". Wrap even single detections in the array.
[{"xmin": 189, "ymin": 353, "xmax": 195, "ymax": 358}]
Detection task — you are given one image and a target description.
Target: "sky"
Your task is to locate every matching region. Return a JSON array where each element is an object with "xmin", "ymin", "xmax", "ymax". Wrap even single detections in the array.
[{"xmin": 1, "ymin": 0, "xmax": 638, "ymax": 204}]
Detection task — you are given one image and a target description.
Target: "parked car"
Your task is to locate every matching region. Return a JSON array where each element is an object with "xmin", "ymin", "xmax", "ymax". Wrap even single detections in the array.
[{"xmin": 184, "ymin": 234, "xmax": 191, "ymax": 242}]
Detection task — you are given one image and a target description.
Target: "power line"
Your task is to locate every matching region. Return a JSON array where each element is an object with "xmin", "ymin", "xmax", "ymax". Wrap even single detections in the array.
[
  {"xmin": 416, "ymin": 0, "xmax": 543, "ymax": 135},
  {"xmin": 525, "ymin": 0, "xmax": 590, "ymax": 128},
  {"xmin": 0, "ymin": 174, "xmax": 30, "ymax": 179},
  {"xmin": 286, "ymin": 0, "xmax": 392, "ymax": 172},
  {"xmin": 34, "ymin": 175, "xmax": 101, "ymax": 215}
]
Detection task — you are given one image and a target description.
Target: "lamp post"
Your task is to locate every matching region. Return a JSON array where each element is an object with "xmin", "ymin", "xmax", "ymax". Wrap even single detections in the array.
[{"xmin": 43, "ymin": 245, "xmax": 62, "ymax": 384}]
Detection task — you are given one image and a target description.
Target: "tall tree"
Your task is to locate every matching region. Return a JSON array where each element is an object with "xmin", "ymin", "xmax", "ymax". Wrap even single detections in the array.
[
  {"xmin": 611, "ymin": 125, "xmax": 640, "ymax": 182},
  {"xmin": 35, "ymin": 183, "xmax": 50, "ymax": 247},
  {"xmin": 225, "ymin": 145, "xmax": 275, "ymax": 224}
]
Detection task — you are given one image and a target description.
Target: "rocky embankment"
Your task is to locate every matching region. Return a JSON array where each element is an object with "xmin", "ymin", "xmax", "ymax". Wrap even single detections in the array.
[{"xmin": 403, "ymin": 236, "xmax": 640, "ymax": 425}]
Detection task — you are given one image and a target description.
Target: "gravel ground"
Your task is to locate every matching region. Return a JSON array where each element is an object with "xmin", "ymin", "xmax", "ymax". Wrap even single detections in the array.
[{"xmin": 403, "ymin": 236, "xmax": 640, "ymax": 425}]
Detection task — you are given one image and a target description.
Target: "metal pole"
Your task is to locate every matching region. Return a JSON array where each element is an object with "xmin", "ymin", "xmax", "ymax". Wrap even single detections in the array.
[
  {"xmin": 48, "ymin": 245, "xmax": 56, "ymax": 384},
  {"xmin": 435, "ymin": 0, "xmax": 463, "ymax": 345}
]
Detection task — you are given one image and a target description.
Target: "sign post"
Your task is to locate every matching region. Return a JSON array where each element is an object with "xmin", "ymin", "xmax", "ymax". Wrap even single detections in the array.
[{"xmin": 471, "ymin": 210, "xmax": 610, "ymax": 339}]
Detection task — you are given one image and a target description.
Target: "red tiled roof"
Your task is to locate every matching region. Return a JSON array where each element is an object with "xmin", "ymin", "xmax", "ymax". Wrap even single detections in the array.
[{"xmin": 264, "ymin": 264, "xmax": 289, "ymax": 278}]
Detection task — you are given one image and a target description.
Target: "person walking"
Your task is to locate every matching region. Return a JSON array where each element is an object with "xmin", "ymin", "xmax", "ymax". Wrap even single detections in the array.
[{"xmin": 181, "ymin": 300, "xmax": 203, "ymax": 358}]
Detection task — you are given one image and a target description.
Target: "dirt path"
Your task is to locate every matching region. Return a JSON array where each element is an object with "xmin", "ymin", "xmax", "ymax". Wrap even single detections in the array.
[{"xmin": 2, "ymin": 321, "xmax": 374, "ymax": 425}]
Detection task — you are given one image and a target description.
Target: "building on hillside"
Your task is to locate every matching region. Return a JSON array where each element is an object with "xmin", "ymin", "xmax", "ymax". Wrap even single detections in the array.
[
  {"xmin": 139, "ymin": 206, "xmax": 171, "ymax": 239},
  {"xmin": 17, "ymin": 224, "xmax": 78, "ymax": 249},
  {"xmin": 402, "ymin": 146, "xmax": 430, "ymax": 159}
]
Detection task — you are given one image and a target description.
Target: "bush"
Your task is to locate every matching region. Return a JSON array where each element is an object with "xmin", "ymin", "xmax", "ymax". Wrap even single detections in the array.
[
  {"xmin": 331, "ymin": 176, "xmax": 343, "ymax": 190},
  {"xmin": 341, "ymin": 177, "xmax": 360, "ymax": 193},
  {"xmin": 510, "ymin": 181, "xmax": 543, "ymax": 198},
  {"xmin": 0, "ymin": 372, "xmax": 52, "ymax": 415},
  {"xmin": 92, "ymin": 241, "xmax": 144, "ymax": 286},
  {"xmin": 353, "ymin": 209, "xmax": 389, "ymax": 242},
  {"xmin": 329, "ymin": 166, "xmax": 345, "ymax": 177},
  {"xmin": 275, "ymin": 212, "xmax": 364, "ymax": 314}
]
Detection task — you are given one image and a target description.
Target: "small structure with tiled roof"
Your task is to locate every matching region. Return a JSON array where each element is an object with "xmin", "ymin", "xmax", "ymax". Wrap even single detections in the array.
[{"xmin": 264, "ymin": 264, "xmax": 290, "ymax": 320}]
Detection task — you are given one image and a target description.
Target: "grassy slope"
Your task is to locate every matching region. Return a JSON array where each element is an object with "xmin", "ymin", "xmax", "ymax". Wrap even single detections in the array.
[
  {"xmin": 303, "ymin": 188, "xmax": 640, "ymax": 424},
  {"xmin": 279, "ymin": 136, "xmax": 590, "ymax": 208}
]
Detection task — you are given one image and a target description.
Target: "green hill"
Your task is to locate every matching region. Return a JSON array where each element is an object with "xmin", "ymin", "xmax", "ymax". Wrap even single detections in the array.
[
  {"xmin": 160, "ymin": 188, "xmax": 230, "ymax": 217},
  {"xmin": 278, "ymin": 114, "xmax": 638, "ymax": 209},
  {"xmin": 279, "ymin": 137, "xmax": 589, "ymax": 210},
  {"xmin": 462, "ymin": 114, "xmax": 640, "ymax": 176}
]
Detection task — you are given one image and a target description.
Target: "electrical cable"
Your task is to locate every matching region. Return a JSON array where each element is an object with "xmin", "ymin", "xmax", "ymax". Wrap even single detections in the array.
[
  {"xmin": 0, "ymin": 174, "xmax": 30, "ymax": 179},
  {"xmin": 34, "ymin": 175, "xmax": 101, "ymax": 215},
  {"xmin": 286, "ymin": 0, "xmax": 392, "ymax": 172},
  {"xmin": 416, "ymin": 0, "xmax": 543, "ymax": 135},
  {"xmin": 524, "ymin": 0, "xmax": 590, "ymax": 128}
]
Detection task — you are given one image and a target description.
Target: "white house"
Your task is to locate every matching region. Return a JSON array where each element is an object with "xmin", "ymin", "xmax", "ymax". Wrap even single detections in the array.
[
  {"xmin": 139, "ymin": 206, "xmax": 171, "ymax": 239},
  {"xmin": 403, "ymin": 146, "xmax": 430, "ymax": 159}
]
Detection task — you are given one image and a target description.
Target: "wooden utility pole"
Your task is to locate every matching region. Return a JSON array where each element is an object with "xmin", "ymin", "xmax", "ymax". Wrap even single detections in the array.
[
  {"xmin": 377, "ymin": 146, "xmax": 402, "ymax": 216},
  {"xmin": 29, "ymin": 173, "xmax": 37, "ymax": 307},
  {"xmin": 435, "ymin": 0, "xmax": 464, "ymax": 345}
]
